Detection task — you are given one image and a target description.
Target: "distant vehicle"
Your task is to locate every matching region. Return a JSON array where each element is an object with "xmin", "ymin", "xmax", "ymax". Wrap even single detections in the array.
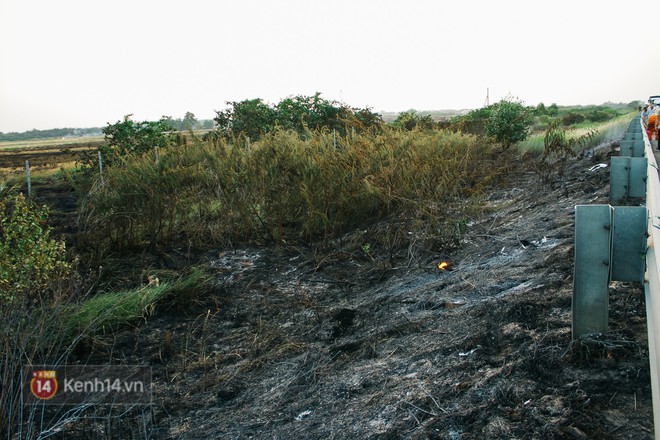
[{"xmin": 650, "ymin": 95, "xmax": 660, "ymax": 105}]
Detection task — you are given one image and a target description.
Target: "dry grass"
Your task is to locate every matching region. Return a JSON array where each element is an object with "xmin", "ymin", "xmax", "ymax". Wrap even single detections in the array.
[{"xmin": 78, "ymin": 127, "xmax": 498, "ymax": 260}]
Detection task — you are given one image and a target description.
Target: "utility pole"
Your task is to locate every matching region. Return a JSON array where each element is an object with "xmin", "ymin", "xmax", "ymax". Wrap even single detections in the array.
[{"xmin": 484, "ymin": 88, "xmax": 490, "ymax": 107}]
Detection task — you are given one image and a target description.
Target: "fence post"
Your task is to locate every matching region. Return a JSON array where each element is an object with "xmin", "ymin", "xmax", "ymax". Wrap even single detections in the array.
[
  {"xmin": 25, "ymin": 160, "xmax": 31, "ymax": 202},
  {"xmin": 98, "ymin": 150, "xmax": 104, "ymax": 186}
]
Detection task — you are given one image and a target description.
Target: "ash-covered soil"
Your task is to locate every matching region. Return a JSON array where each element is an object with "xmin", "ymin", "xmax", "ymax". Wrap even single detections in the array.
[{"xmin": 61, "ymin": 148, "xmax": 654, "ymax": 439}]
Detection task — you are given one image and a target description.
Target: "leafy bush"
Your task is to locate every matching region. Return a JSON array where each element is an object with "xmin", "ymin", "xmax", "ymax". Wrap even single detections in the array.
[
  {"xmin": 562, "ymin": 111, "xmax": 586, "ymax": 126},
  {"xmin": 484, "ymin": 98, "xmax": 533, "ymax": 150},
  {"xmin": 93, "ymin": 115, "xmax": 177, "ymax": 171},
  {"xmin": 275, "ymin": 93, "xmax": 348, "ymax": 133},
  {"xmin": 0, "ymin": 190, "xmax": 70, "ymax": 304},
  {"xmin": 390, "ymin": 110, "xmax": 436, "ymax": 131},
  {"xmin": 102, "ymin": 115, "xmax": 175, "ymax": 156},
  {"xmin": 0, "ymin": 189, "xmax": 75, "ymax": 437},
  {"xmin": 453, "ymin": 98, "xmax": 533, "ymax": 146},
  {"xmin": 585, "ymin": 107, "xmax": 616, "ymax": 123},
  {"xmin": 214, "ymin": 98, "xmax": 277, "ymax": 141},
  {"xmin": 77, "ymin": 115, "xmax": 178, "ymax": 174}
]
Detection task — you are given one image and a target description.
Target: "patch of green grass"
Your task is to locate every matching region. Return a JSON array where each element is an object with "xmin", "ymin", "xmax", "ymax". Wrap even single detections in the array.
[
  {"xmin": 62, "ymin": 267, "xmax": 211, "ymax": 337},
  {"xmin": 517, "ymin": 134, "xmax": 545, "ymax": 154}
]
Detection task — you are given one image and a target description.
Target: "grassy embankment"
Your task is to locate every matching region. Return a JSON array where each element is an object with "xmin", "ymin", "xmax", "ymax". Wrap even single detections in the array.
[{"xmin": 518, "ymin": 111, "xmax": 635, "ymax": 153}]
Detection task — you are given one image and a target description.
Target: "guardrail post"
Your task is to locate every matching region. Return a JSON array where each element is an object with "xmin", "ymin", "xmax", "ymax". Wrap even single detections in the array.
[
  {"xmin": 573, "ymin": 204, "xmax": 647, "ymax": 339},
  {"xmin": 619, "ymin": 139, "xmax": 645, "ymax": 157},
  {"xmin": 573, "ymin": 205, "xmax": 612, "ymax": 338},
  {"xmin": 610, "ymin": 156, "xmax": 647, "ymax": 204},
  {"xmin": 623, "ymin": 131, "xmax": 644, "ymax": 141},
  {"xmin": 611, "ymin": 206, "xmax": 647, "ymax": 282}
]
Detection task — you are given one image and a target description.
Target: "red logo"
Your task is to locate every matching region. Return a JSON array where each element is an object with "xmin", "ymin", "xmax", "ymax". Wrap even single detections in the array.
[{"xmin": 30, "ymin": 370, "xmax": 58, "ymax": 400}]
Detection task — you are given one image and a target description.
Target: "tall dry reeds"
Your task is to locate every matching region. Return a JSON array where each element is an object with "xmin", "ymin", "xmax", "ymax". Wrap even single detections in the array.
[{"xmin": 79, "ymin": 127, "xmax": 494, "ymax": 258}]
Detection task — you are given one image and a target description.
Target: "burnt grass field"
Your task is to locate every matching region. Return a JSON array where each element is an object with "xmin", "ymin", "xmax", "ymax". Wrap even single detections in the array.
[{"xmin": 3, "ymin": 143, "xmax": 655, "ymax": 439}]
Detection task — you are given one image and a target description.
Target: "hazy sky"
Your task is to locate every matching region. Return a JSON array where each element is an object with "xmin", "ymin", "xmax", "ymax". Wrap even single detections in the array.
[{"xmin": 1, "ymin": 0, "xmax": 657, "ymax": 132}]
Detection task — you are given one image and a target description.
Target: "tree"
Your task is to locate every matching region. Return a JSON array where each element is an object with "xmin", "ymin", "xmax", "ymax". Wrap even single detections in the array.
[
  {"xmin": 352, "ymin": 106, "xmax": 384, "ymax": 133},
  {"xmin": 102, "ymin": 115, "xmax": 176, "ymax": 158},
  {"xmin": 534, "ymin": 103, "xmax": 547, "ymax": 116},
  {"xmin": 200, "ymin": 119, "xmax": 215, "ymax": 129},
  {"xmin": 484, "ymin": 98, "xmax": 533, "ymax": 150},
  {"xmin": 275, "ymin": 93, "xmax": 347, "ymax": 134},
  {"xmin": 213, "ymin": 94, "xmax": 383, "ymax": 140},
  {"xmin": 391, "ymin": 110, "xmax": 435, "ymax": 131},
  {"xmin": 214, "ymin": 99, "xmax": 277, "ymax": 140},
  {"xmin": 183, "ymin": 112, "xmax": 198, "ymax": 131}
]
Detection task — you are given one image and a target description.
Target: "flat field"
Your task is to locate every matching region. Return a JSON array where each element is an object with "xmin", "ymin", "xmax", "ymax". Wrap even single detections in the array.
[{"xmin": 0, "ymin": 138, "xmax": 103, "ymax": 176}]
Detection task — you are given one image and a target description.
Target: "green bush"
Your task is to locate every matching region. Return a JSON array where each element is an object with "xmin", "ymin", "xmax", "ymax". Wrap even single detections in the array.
[
  {"xmin": 562, "ymin": 111, "xmax": 586, "ymax": 126},
  {"xmin": 586, "ymin": 108, "xmax": 616, "ymax": 123},
  {"xmin": 484, "ymin": 98, "xmax": 533, "ymax": 150},
  {"xmin": 102, "ymin": 115, "xmax": 176, "ymax": 157},
  {"xmin": 454, "ymin": 99, "xmax": 533, "ymax": 148},
  {"xmin": 390, "ymin": 110, "xmax": 436, "ymax": 131},
  {"xmin": 0, "ymin": 191, "xmax": 70, "ymax": 304}
]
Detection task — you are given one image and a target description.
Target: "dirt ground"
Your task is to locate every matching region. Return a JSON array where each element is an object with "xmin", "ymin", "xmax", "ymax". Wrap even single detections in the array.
[
  {"xmin": 0, "ymin": 143, "xmax": 99, "ymax": 171},
  {"xmin": 14, "ymin": 145, "xmax": 655, "ymax": 439}
]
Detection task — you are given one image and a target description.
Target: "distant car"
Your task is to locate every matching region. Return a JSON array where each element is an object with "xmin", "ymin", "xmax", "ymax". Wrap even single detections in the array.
[{"xmin": 650, "ymin": 95, "xmax": 660, "ymax": 105}]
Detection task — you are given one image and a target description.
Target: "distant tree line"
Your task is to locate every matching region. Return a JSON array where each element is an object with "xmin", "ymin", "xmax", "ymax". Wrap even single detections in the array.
[
  {"xmin": 161, "ymin": 112, "xmax": 214, "ymax": 131},
  {"xmin": 0, "ymin": 113, "xmax": 215, "ymax": 143},
  {"xmin": 0, "ymin": 127, "xmax": 103, "ymax": 142}
]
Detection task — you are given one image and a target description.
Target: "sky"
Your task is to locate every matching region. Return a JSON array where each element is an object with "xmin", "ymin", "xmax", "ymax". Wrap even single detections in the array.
[{"xmin": 1, "ymin": 0, "xmax": 658, "ymax": 133}]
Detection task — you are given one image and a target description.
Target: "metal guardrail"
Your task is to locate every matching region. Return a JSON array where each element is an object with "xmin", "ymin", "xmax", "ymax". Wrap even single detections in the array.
[
  {"xmin": 641, "ymin": 117, "xmax": 660, "ymax": 439},
  {"xmin": 573, "ymin": 114, "xmax": 660, "ymax": 437},
  {"xmin": 573, "ymin": 117, "xmax": 647, "ymax": 339}
]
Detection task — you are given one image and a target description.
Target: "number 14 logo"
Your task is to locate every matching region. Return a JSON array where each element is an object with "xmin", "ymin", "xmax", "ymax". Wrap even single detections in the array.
[{"xmin": 30, "ymin": 370, "xmax": 58, "ymax": 400}]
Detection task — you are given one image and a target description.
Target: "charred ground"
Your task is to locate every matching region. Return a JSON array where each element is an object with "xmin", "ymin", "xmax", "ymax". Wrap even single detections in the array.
[{"xmin": 8, "ymin": 144, "xmax": 654, "ymax": 439}]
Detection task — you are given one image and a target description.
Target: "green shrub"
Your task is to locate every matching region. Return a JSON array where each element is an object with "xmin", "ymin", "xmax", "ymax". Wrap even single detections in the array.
[
  {"xmin": 102, "ymin": 115, "xmax": 176, "ymax": 157},
  {"xmin": 562, "ymin": 111, "xmax": 586, "ymax": 126},
  {"xmin": 390, "ymin": 110, "xmax": 436, "ymax": 131},
  {"xmin": 0, "ymin": 189, "xmax": 75, "ymax": 436},
  {"xmin": 454, "ymin": 98, "xmax": 533, "ymax": 148},
  {"xmin": 0, "ymin": 190, "xmax": 70, "ymax": 304},
  {"xmin": 484, "ymin": 98, "xmax": 533, "ymax": 150}
]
